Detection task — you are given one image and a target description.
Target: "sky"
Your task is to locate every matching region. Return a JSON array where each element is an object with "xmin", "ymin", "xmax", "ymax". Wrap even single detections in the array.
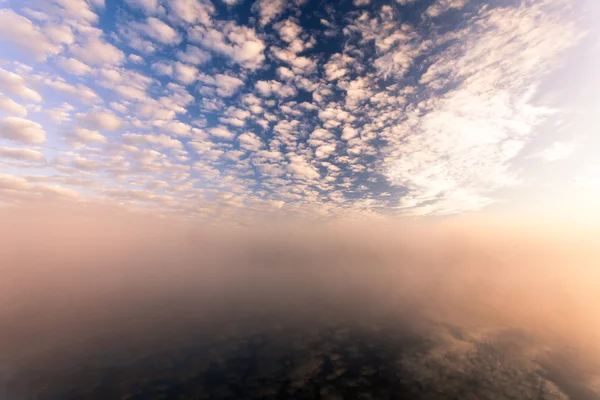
[{"xmin": 0, "ymin": 0, "xmax": 598, "ymax": 221}]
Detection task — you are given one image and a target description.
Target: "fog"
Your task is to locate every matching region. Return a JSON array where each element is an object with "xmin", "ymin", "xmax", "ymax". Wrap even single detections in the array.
[{"xmin": 1, "ymin": 203, "xmax": 600, "ymax": 398}]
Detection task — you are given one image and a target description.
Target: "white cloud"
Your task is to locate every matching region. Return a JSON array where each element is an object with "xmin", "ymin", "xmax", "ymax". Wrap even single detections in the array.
[
  {"xmin": 239, "ymin": 132, "xmax": 264, "ymax": 151},
  {"xmin": 174, "ymin": 62, "xmax": 198, "ymax": 85},
  {"xmin": 255, "ymin": 80, "xmax": 297, "ymax": 98},
  {"xmin": 0, "ymin": 147, "xmax": 45, "ymax": 162},
  {"xmin": 341, "ymin": 126, "xmax": 358, "ymax": 141},
  {"xmin": 51, "ymin": 0, "xmax": 101, "ymax": 22},
  {"xmin": 129, "ymin": 54, "xmax": 144, "ymax": 63},
  {"xmin": 152, "ymin": 61, "xmax": 174, "ymax": 76},
  {"xmin": 224, "ymin": 107, "xmax": 251, "ymax": 120},
  {"xmin": 382, "ymin": 1, "xmax": 579, "ymax": 215},
  {"xmin": 324, "ymin": 53, "xmax": 352, "ymax": 81},
  {"xmin": 0, "ymin": 9, "xmax": 62, "ymax": 60},
  {"xmin": 77, "ymin": 110, "xmax": 123, "ymax": 131},
  {"xmin": 122, "ymin": 133, "xmax": 183, "ymax": 149},
  {"xmin": 110, "ymin": 102, "xmax": 128, "ymax": 113},
  {"xmin": 271, "ymin": 47, "xmax": 317, "ymax": 74},
  {"xmin": 71, "ymin": 34, "xmax": 125, "ymax": 66},
  {"xmin": 168, "ymin": 0, "xmax": 215, "ymax": 25},
  {"xmin": 43, "ymin": 78, "xmax": 100, "ymax": 104},
  {"xmin": 176, "ymin": 45, "xmax": 211, "ymax": 65},
  {"xmin": 0, "ymin": 117, "xmax": 46, "ymax": 144},
  {"xmin": 68, "ymin": 127, "xmax": 108, "ymax": 147},
  {"xmin": 133, "ymin": 17, "xmax": 182, "ymax": 45},
  {"xmin": 46, "ymin": 103, "xmax": 75, "ymax": 123},
  {"xmin": 0, "ymin": 0, "xmax": 586, "ymax": 218},
  {"xmin": 530, "ymin": 141, "xmax": 575, "ymax": 162},
  {"xmin": 252, "ymin": 0, "xmax": 288, "ymax": 26},
  {"xmin": 0, "ymin": 68, "xmax": 42, "ymax": 102},
  {"xmin": 287, "ymin": 154, "xmax": 320, "ymax": 180},
  {"xmin": 425, "ymin": 0, "xmax": 468, "ymax": 18},
  {"xmin": 219, "ymin": 117, "xmax": 245, "ymax": 127},
  {"xmin": 277, "ymin": 67, "xmax": 295, "ymax": 80},
  {"xmin": 0, "ymin": 94, "xmax": 27, "ymax": 117},
  {"xmin": 44, "ymin": 24, "xmax": 75, "ymax": 46},
  {"xmin": 315, "ymin": 143, "xmax": 336, "ymax": 159},
  {"xmin": 71, "ymin": 155, "xmax": 100, "ymax": 171},
  {"xmin": 159, "ymin": 120, "xmax": 192, "ymax": 136},
  {"xmin": 36, "ymin": 183, "xmax": 81, "ymax": 199},
  {"xmin": 214, "ymin": 74, "xmax": 245, "ymax": 97},
  {"xmin": 95, "ymin": 67, "xmax": 153, "ymax": 101},
  {"xmin": 189, "ymin": 23, "xmax": 266, "ymax": 69},
  {"xmin": 0, "ymin": 174, "xmax": 30, "ymax": 191},
  {"xmin": 119, "ymin": 27, "xmax": 157, "ymax": 54},
  {"xmin": 56, "ymin": 57, "xmax": 92, "ymax": 75},
  {"xmin": 274, "ymin": 19, "xmax": 302, "ymax": 43},
  {"xmin": 208, "ymin": 126, "xmax": 236, "ymax": 140}
]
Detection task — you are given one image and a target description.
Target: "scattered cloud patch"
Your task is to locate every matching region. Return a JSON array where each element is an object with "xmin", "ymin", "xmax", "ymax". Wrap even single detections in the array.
[{"xmin": 0, "ymin": 117, "xmax": 46, "ymax": 144}]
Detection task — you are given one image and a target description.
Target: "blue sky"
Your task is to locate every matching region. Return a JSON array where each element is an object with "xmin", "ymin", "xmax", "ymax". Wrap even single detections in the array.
[{"xmin": 0, "ymin": 0, "xmax": 598, "ymax": 220}]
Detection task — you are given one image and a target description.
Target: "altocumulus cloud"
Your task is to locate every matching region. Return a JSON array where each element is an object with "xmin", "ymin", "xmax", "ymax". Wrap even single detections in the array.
[{"xmin": 0, "ymin": 0, "xmax": 593, "ymax": 219}]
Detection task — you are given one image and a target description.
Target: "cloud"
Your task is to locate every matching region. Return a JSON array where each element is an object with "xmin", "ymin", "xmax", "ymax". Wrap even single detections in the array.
[
  {"xmin": 214, "ymin": 74, "xmax": 245, "ymax": 97},
  {"xmin": 68, "ymin": 127, "xmax": 108, "ymax": 147},
  {"xmin": 129, "ymin": 54, "xmax": 144, "ymax": 63},
  {"xmin": 425, "ymin": 0, "xmax": 468, "ymax": 18},
  {"xmin": 0, "ymin": 174, "xmax": 30, "ymax": 191},
  {"xmin": 255, "ymin": 80, "xmax": 297, "ymax": 98},
  {"xmin": 50, "ymin": 0, "xmax": 101, "ymax": 22},
  {"xmin": 0, "ymin": 68, "xmax": 42, "ymax": 102},
  {"xmin": 156, "ymin": 62, "xmax": 200, "ymax": 85},
  {"xmin": 176, "ymin": 45, "xmax": 211, "ymax": 65},
  {"xmin": 252, "ymin": 0, "xmax": 288, "ymax": 26},
  {"xmin": 382, "ymin": 1, "xmax": 579, "ymax": 215},
  {"xmin": 168, "ymin": 0, "xmax": 215, "ymax": 25},
  {"xmin": 271, "ymin": 48, "xmax": 317, "ymax": 74},
  {"xmin": 77, "ymin": 110, "xmax": 123, "ymax": 131},
  {"xmin": 0, "ymin": 117, "xmax": 46, "ymax": 144},
  {"xmin": 43, "ymin": 24, "xmax": 75, "ymax": 46},
  {"xmin": 0, "ymin": 0, "xmax": 589, "ymax": 219},
  {"xmin": 219, "ymin": 117, "xmax": 245, "ymax": 127},
  {"xmin": 239, "ymin": 132, "xmax": 264, "ymax": 151},
  {"xmin": 36, "ymin": 183, "xmax": 81, "ymax": 198},
  {"xmin": 133, "ymin": 17, "xmax": 182, "ymax": 45},
  {"xmin": 315, "ymin": 143, "xmax": 336, "ymax": 159},
  {"xmin": 274, "ymin": 19, "xmax": 303, "ymax": 43},
  {"xmin": 71, "ymin": 34, "xmax": 125, "ymax": 66},
  {"xmin": 71, "ymin": 155, "xmax": 100, "ymax": 171},
  {"xmin": 0, "ymin": 9, "xmax": 62, "ymax": 60},
  {"xmin": 122, "ymin": 133, "xmax": 184, "ymax": 149},
  {"xmin": 324, "ymin": 53, "xmax": 352, "ymax": 81},
  {"xmin": 189, "ymin": 23, "xmax": 266, "ymax": 70},
  {"xmin": 208, "ymin": 126, "xmax": 236, "ymax": 140},
  {"xmin": 341, "ymin": 126, "xmax": 358, "ymax": 141},
  {"xmin": 56, "ymin": 57, "xmax": 92, "ymax": 75},
  {"xmin": 174, "ymin": 63, "xmax": 198, "ymax": 85},
  {"xmin": 46, "ymin": 103, "xmax": 75, "ymax": 123},
  {"xmin": 158, "ymin": 120, "xmax": 192, "ymax": 136},
  {"xmin": 0, "ymin": 147, "xmax": 46, "ymax": 162},
  {"xmin": 529, "ymin": 141, "xmax": 575, "ymax": 162},
  {"xmin": 43, "ymin": 77, "xmax": 100, "ymax": 104},
  {"xmin": 95, "ymin": 67, "xmax": 153, "ymax": 101},
  {"xmin": 0, "ymin": 95, "xmax": 27, "ymax": 117}
]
